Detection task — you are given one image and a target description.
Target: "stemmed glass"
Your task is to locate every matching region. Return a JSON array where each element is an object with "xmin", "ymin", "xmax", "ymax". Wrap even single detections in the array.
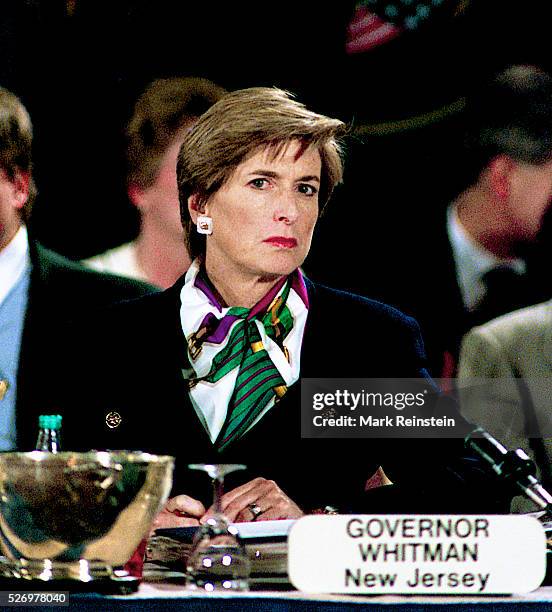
[{"xmin": 185, "ymin": 463, "xmax": 251, "ymax": 591}]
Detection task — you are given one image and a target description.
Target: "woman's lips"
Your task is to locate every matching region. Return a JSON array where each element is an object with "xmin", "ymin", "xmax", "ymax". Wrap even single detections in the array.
[{"xmin": 264, "ymin": 237, "xmax": 298, "ymax": 248}]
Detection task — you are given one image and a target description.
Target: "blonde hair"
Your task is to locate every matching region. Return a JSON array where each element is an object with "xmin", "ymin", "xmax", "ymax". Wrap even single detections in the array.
[{"xmin": 177, "ymin": 87, "xmax": 345, "ymax": 259}]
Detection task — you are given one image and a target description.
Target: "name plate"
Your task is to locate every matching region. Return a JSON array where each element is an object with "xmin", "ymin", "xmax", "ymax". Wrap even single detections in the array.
[{"xmin": 288, "ymin": 515, "xmax": 546, "ymax": 594}]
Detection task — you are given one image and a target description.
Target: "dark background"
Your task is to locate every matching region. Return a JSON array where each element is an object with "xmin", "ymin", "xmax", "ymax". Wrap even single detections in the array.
[{"xmin": 1, "ymin": 0, "xmax": 550, "ymax": 270}]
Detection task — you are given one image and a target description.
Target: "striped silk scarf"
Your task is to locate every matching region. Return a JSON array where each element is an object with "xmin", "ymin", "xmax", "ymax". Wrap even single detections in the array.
[{"xmin": 188, "ymin": 274, "xmax": 294, "ymax": 452}]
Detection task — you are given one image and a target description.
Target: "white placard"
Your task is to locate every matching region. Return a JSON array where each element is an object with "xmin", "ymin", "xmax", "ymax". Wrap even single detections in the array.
[{"xmin": 288, "ymin": 515, "xmax": 546, "ymax": 594}]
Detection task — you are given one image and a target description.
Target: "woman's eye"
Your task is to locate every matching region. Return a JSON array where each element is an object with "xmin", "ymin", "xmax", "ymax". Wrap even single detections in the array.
[
  {"xmin": 298, "ymin": 183, "xmax": 318, "ymax": 196},
  {"xmin": 249, "ymin": 178, "xmax": 269, "ymax": 189}
]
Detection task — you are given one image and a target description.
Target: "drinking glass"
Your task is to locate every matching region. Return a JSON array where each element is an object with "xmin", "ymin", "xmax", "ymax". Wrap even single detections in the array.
[{"xmin": 185, "ymin": 463, "xmax": 250, "ymax": 591}]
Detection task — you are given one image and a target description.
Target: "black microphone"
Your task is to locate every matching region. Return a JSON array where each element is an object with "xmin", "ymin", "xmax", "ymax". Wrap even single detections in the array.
[{"xmin": 464, "ymin": 426, "xmax": 552, "ymax": 515}]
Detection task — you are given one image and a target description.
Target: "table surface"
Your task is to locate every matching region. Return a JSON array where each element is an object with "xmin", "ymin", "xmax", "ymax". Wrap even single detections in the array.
[{"xmin": 61, "ymin": 583, "xmax": 552, "ymax": 611}]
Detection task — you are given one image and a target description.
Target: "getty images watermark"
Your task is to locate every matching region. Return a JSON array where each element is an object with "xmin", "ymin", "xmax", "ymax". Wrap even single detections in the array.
[{"xmin": 301, "ymin": 379, "xmax": 469, "ymax": 439}]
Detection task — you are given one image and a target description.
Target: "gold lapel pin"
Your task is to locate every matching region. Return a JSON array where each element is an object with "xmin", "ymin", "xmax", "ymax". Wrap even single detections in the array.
[{"xmin": 105, "ymin": 411, "xmax": 122, "ymax": 429}]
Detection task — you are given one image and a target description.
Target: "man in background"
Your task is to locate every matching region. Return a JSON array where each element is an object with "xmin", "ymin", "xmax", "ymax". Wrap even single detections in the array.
[
  {"xmin": 307, "ymin": 64, "xmax": 552, "ymax": 378},
  {"xmin": 83, "ymin": 77, "xmax": 226, "ymax": 288},
  {"xmin": 0, "ymin": 85, "xmax": 154, "ymax": 451},
  {"xmin": 423, "ymin": 64, "xmax": 552, "ymax": 375}
]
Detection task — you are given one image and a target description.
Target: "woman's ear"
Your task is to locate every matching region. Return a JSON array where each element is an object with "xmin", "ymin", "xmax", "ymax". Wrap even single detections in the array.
[
  {"xmin": 188, "ymin": 194, "xmax": 207, "ymax": 223},
  {"xmin": 188, "ymin": 194, "xmax": 213, "ymax": 235}
]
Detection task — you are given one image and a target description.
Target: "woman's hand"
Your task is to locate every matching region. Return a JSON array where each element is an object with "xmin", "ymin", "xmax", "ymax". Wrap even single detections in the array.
[
  {"xmin": 151, "ymin": 494, "xmax": 206, "ymax": 533},
  {"xmin": 145, "ymin": 495, "xmax": 206, "ymax": 563},
  {"xmin": 202, "ymin": 477, "xmax": 304, "ymax": 523}
]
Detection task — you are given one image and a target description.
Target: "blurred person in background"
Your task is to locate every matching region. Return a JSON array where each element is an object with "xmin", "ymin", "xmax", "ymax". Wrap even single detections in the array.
[
  {"xmin": 446, "ymin": 65, "xmax": 552, "ymax": 327},
  {"xmin": 409, "ymin": 65, "xmax": 552, "ymax": 377},
  {"xmin": 83, "ymin": 77, "xmax": 226, "ymax": 288},
  {"xmin": 0, "ymin": 85, "xmax": 154, "ymax": 451},
  {"xmin": 306, "ymin": 65, "xmax": 552, "ymax": 379}
]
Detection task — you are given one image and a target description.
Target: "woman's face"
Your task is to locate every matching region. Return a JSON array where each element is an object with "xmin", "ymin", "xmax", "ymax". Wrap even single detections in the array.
[{"xmin": 194, "ymin": 140, "xmax": 321, "ymax": 283}]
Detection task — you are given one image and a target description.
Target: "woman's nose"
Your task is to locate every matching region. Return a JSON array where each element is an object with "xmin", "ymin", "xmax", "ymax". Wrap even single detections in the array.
[{"xmin": 274, "ymin": 191, "xmax": 299, "ymax": 223}]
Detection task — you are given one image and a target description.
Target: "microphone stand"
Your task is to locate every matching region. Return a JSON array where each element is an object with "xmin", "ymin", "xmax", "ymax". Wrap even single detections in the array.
[{"xmin": 465, "ymin": 426, "xmax": 552, "ymax": 518}]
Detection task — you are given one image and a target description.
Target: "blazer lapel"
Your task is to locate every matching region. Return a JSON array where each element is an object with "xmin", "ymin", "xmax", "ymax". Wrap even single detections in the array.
[{"xmin": 15, "ymin": 242, "xmax": 58, "ymax": 448}]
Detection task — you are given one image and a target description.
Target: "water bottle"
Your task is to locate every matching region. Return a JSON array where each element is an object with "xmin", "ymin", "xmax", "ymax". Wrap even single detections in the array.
[{"xmin": 35, "ymin": 414, "xmax": 62, "ymax": 452}]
